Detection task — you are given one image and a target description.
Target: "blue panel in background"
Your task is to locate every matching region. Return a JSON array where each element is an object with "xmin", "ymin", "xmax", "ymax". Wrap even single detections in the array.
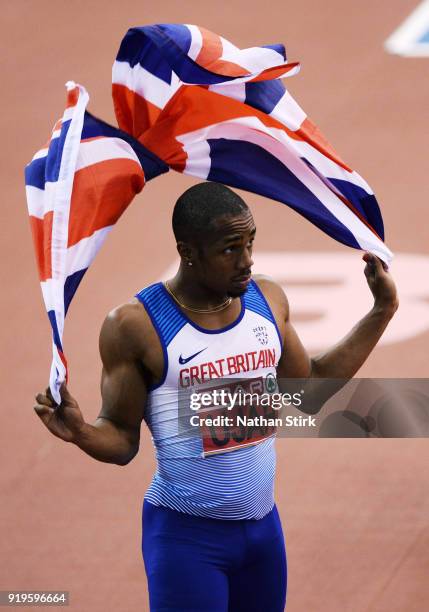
[{"xmin": 417, "ymin": 30, "xmax": 429, "ymax": 43}]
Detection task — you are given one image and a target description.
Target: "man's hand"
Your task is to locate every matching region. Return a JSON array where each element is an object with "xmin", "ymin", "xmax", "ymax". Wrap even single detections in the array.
[
  {"xmin": 34, "ymin": 385, "xmax": 85, "ymax": 443},
  {"xmin": 33, "ymin": 304, "xmax": 148, "ymax": 465},
  {"xmin": 362, "ymin": 252, "xmax": 399, "ymax": 313}
]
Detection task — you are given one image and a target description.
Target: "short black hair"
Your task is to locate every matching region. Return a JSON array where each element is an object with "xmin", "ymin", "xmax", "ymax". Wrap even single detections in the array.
[{"xmin": 172, "ymin": 182, "xmax": 249, "ymax": 243}]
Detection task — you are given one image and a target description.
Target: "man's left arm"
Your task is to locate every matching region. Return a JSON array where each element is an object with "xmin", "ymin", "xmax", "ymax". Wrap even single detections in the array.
[
  {"xmin": 260, "ymin": 252, "xmax": 398, "ymax": 414},
  {"xmin": 260, "ymin": 251, "xmax": 398, "ymax": 381},
  {"xmin": 308, "ymin": 252, "xmax": 398, "ymax": 379}
]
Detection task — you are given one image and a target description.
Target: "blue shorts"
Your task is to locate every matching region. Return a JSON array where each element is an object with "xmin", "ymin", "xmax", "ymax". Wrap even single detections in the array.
[{"xmin": 142, "ymin": 500, "xmax": 287, "ymax": 611}]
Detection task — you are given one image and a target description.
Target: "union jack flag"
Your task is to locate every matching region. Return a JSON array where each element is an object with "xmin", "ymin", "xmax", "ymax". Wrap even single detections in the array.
[
  {"xmin": 25, "ymin": 82, "xmax": 168, "ymax": 403},
  {"xmin": 113, "ymin": 24, "xmax": 392, "ymax": 262},
  {"xmin": 26, "ymin": 25, "xmax": 392, "ymax": 402}
]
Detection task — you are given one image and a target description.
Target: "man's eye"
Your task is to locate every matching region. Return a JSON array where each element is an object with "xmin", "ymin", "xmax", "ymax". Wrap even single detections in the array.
[{"xmin": 224, "ymin": 247, "xmax": 234, "ymax": 254}]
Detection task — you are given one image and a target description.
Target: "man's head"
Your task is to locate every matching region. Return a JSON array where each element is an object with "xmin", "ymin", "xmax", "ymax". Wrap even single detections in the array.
[{"xmin": 172, "ymin": 182, "xmax": 255, "ymax": 297}]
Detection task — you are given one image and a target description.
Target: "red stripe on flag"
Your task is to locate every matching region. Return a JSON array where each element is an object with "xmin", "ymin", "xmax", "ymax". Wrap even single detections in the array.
[
  {"xmin": 112, "ymin": 83, "xmax": 162, "ymax": 138},
  {"xmin": 249, "ymin": 62, "xmax": 300, "ymax": 82},
  {"xmin": 29, "ymin": 212, "xmax": 53, "ymax": 282},
  {"xmin": 67, "ymin": 158, "xmax": 145, "ymax": 247},
  {"xmin": 196, "ymin": 27, "xmax": 223, "ymax": 67},
  {"xmin": 66, "ymin": 87, "xmax": 79, "ymax": 108},
  {"xmin": 57, "ymin": 348, "xmax": 68, "ymax": 379},
  {"xmin": 196, "ymin": 27, "xmax": 249, "ymax": 77}
]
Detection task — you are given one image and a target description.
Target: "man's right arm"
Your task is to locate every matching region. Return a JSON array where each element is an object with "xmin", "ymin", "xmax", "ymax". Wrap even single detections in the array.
[{"xmin": 34, "ymin": 304, "xmax": 148, "ymax": 466}]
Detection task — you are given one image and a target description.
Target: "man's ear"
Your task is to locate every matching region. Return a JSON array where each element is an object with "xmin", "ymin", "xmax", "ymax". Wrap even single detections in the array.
[{"xmin": 176, "ymin": 241, "xmax": 195, "ymax": 264}]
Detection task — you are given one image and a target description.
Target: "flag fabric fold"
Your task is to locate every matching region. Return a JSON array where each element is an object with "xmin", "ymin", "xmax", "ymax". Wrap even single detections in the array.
[{"xmin": 26, "ymin": 25, "xmax": 393, "ymax": 401}]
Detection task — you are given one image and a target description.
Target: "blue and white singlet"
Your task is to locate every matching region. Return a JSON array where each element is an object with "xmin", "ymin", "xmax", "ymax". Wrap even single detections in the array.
[{"xmin": 136, "ymin": 280, "xmax": 283, "ymax": 520}]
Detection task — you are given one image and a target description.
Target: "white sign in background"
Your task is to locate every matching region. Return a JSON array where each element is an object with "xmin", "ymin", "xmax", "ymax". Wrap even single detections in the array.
[
  {"xmin": 384, "ymin": 0, "xmax": 429, "ymax": 57},
  {"xmin": 160, "ymin": 252, "xmax": 429, "ymax": 351}
]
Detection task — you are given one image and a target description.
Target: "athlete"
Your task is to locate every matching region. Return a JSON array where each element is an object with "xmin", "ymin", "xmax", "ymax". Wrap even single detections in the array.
[{"xmin": 34, "ymin": 182, "xmax": 398, "ymax": 611}]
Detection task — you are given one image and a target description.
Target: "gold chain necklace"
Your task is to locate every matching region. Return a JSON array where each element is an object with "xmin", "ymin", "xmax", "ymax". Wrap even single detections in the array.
[{"xmin": 164, "ymin": 281, "xmax": 233, "ymax": 314}]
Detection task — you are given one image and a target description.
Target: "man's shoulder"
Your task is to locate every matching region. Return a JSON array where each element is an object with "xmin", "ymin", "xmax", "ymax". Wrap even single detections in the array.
[
  {"xmin": 105, "ymin": 298, "xmax": 147, "ymax": 329},
  {"xmin": 252, "ymin": 274, "xmax": 288, "ymax": 305},
  {"xmin": 101, "ymin": 297, "xmax": 156, "ymax": 355}
]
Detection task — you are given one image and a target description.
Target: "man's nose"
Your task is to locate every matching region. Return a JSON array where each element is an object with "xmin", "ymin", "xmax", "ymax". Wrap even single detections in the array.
[{"xmin": 238, "ymin": 248, "xmax": 254, "ymax": 271}]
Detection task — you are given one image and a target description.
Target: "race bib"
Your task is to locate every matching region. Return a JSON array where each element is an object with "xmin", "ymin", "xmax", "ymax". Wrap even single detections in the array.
[{"xmin": 188, "ymin": 376, "xmax": 279, "ymax": 457}]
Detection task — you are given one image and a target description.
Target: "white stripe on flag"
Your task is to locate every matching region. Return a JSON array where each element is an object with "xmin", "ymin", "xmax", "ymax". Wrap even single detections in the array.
[
  {"xmin": 219, "ymin": 37, "xmax": 286, "ymax": 71},
  {"xmin": 26, "ymin": 184, "xmax": 54, "ymax": 219},
  {"xmin": 75, "ymin": 137, "xmax": 141, "ymax": 171},
  {"xmin": 178, "ymin": 138, "xmax": 211, "ymax": 179},
  {"xmin": 186, "ymin": 24, "xmax": 203, "ymax": 60},
  {"xmin": 289, "ymin": 140, "xmax": 374, "ymax": 194},
  {"xmin": 31, "ymin": 147, "xmax": 49, "ymax": 161},
  {"xmin": 41, "ymin": 279, "xmax": 55, "ymax": 314},
  {"xmin": 208, "ymin": 82, "xmax": 246, "ymax": 103},
  {"xmin": 65, "ymin": 225, "xmax": 114, "ymax": 276},
  {"xmin": 63, "ymin": 105, "xmax": 78, "ymax": 122},
  {"xmin": 113, "ymin": 60, "xmax": 180, "ymax": 110},
  {"xmin": 50, "ymin": 343, "xmax": 67, "ymax": 404},
  {"xmin": 270, "ymin": 90, "xmax": 307, "ymax": 131}
]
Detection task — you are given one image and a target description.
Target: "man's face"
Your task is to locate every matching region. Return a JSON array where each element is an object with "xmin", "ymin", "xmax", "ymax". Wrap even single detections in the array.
[{"xmin": 192, "ymin": 210, "xmax": 256, "ymax": 297}]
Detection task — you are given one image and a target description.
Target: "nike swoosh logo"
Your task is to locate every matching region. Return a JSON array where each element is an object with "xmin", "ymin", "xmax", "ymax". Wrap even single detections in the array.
[{"xmin": 179, "ymin": 348, "xmax": 208, "ymax": 365}]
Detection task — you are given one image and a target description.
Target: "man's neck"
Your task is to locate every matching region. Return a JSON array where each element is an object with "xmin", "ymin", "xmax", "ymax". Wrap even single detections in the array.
[{"xmin": 168, "ymin": 267, "xmax": 232, "ymax": 310}]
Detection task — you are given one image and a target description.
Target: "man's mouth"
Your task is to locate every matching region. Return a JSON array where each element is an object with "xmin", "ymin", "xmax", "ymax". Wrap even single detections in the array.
[{"xmin": 231, "ymin": 273, "xmax": 252, "ymax": 286}]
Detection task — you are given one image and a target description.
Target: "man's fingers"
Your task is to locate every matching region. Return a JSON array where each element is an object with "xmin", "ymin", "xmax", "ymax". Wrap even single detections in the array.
[
  {"xmin": 373, "ymin": 256, "xmax": 385, "ymax": 275},
  {"xmin": 34, "ymin": 404, "xmax": 54, "ymax": 424},
  {"xmin": 45, "ymin": 386, "xmax": 60, "ymax": 405},
  {"xmin": 363, "ymin": 262, "xmax": 372, "ymax": 276},
  {"xmin": 36, "ymin": 393, "xmax": 55, "ymax": 408},
  {"xmin": 362, "ymin": 252, "xmax": 389, "ymax": 275},
  {"xmin": 59, "ymin": 383, "xmax": 72, "ymax": 401},
  {"xmin": 362, "ymin": 252, "xmax": 377, "ymax": 267}
]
